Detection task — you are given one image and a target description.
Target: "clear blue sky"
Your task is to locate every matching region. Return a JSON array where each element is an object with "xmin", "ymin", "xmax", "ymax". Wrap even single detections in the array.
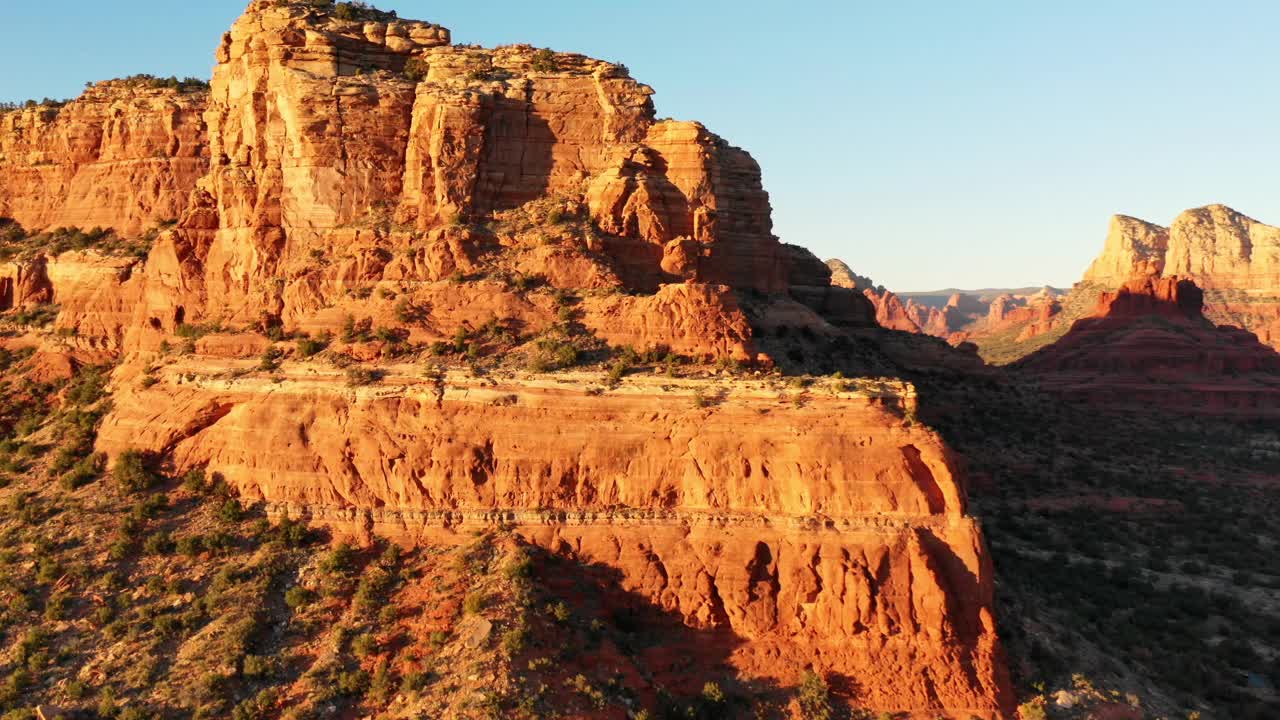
[{"xmin": 4, "ymin": 1, "xmax": 1278, "ymax": 291}]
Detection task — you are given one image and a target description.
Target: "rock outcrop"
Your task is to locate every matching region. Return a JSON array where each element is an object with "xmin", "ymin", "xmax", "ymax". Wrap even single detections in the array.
[
  {"xmin": 1078, "ymin": 205, "xmax": 1280, "ymax": 351},
  {"xmin": 1164, "ymin": 205, "xmax": 1280, "ymax": 289},
  {"xmin": 1018, "ymin": 275, "xmax": 1280, "ymax": 416},
  {"xmin": 97, "ymin": 363, "xmax": 1013, "ymax": 716},
  {"xmin": 0, "ymin": 2, "xmax": 1015, "ymax": 715},
  {"xmin": 1080, "ymin": 215, "xmax": 1169, "ymax": 287},
  {"xmin": 0, "ymin": 80, "xmax": 208, "ymax": 236}
]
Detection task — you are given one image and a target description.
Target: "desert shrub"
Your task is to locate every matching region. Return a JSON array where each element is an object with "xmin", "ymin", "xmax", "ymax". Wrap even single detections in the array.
[
  {"xmin": 337, "ymin": 669, "xmax": 370, "ymax": 696},
  {"xmin": 320, "ymin": 542, "xmax": 356, "ymax": 574},
  {"xmin": 153, "ymin": 614, "xmax": 183, "ymax": 637},
  {"xmin": 273, "ymin": 516, "xmax": 312, "ymax": 547},
  {"xmin": 1018, "ymin": 699, "xmax": 1048, "ymax": 720},
  {"xmin": 525, "ymin": 336, "xmax": 579, "ymax": 372},
  {"xmin": 65, "ymin": 367, "xmax": 108, "ymax": 405},
  {"xmin": 285, "ymin": 586, "xmax": 316, "ymax": 610},
  {"xmin": 258, "ymin": 346, "xmax": 283, "ymax": 371},
  {"xmin": 296, "ymin": 335, "xmax": 329, "ymax": 358},
  {"xmin": 241, "ymin": 654, "xmax": 279, "ymax": 679},
  {"xmin": 351, "ymin": 632, "xmax": 377, "ymax": 658},
  {"xmin": 108, "ymin": 534, "xmax": 137, "ymax": 560},
  {"xmin": 11, "ymin": 303, "xmax": 59, "ymax": 327},
  {"xmin": 702, "ymin": 681, "xmax": 726, "ymax": 705},
  {"xmin": 65, "ymin": 679, "xmax": 89, "ymax": 699},
  {"xmin": 340, "ymin": 315, "xmax": 373, "ymax": 343},
  {"xmin": 61, "ymin": 453, "xmax": 105, "ymax": 490},
  {"xmin": 368, "ymin": 661, "xmax": 396, "ymax": 703},
  {"xmin": 568, "ymin": 674, "xmax": 606, "ymax": 709},
  {"xmin": 404, "ymin": 57, "xmax": 430, "ymax": 82},
  {"xmin": 797, "ymin": 671, "xmax": 832, "ymax": 720},
  {"xmin": 355, "ymin": 567, "xmax": 395, "ymax": 610},
  {"xmin": 175, "ymin": 535, "xmax": 204, "ymax": 557},
  {"xmin": 501, "ymin": 619, "xmax": 529, "ymax": 655},
  {"xmin": 181, "ymin": 467, "xmax": 207, "ymax": 493},
  {"xmin": 463, "ymin": 592, "xmax": 487, "ymax": 615},
  {"xmin": 503, "ymin": 548, "xmax": 533, "ymax": 581},
  {"xmin": 607, "ymin": 358, "xmax": 630, "ymax": 385},
  {"xmin": 547, "ymin": 601, "xmax": 571, "ymax": 623},
  {"xmin": 143, "ymin": 531, "xmax": 175, "ymax": 556},
  {"xmin": 114, "ymin": 450, "xmax": 158, "ymax": 493},
  {"xmin": 217, "ymin": 499, "xmax": 245, "ymax": 524},
  {"xmin": 345, "ymin": 366, "xmax": 382, "ymax": 386},
  {"xmin": 531, "ymin": 48, "xmax": 558, "ymax": 72},
  {"xmin": 401, "ymin": 669, "xmax": 430, "ymax": 694},
  {"xmin": 43, "ymin": 591, "xmax": 71, "ymax": 621}
]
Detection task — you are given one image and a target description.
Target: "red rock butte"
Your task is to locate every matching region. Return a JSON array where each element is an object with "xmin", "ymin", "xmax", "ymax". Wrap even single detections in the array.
[
  {"xmin": 0, "ymin": 2, "xmax": 1013, "ymax": 716},
  {"xmin": 1018, "ymin": 274, "xmax": 1280, "ymax": 416}
]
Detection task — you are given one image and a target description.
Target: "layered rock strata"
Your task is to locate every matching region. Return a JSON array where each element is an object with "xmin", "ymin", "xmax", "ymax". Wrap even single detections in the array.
[
  {"xmin": 0, "ymin": 80, "xmax": 208, "ymax": 236},
  {"xmin": 1018, "ymin": 275, "xmax": 1280, "ymax": 416},
  {"xmin": 1, "ymin": 1, "xmax": 1016, "ymax": 714},
  {"xmin": 96, "ymin": 362, "xmax": 1013, "ymax": 716}
]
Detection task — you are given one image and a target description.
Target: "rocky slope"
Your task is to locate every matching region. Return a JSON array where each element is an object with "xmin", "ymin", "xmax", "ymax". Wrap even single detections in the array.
[{"xmin": 0, "ymin": 1, "xmax": 1012, "ymax": 717}]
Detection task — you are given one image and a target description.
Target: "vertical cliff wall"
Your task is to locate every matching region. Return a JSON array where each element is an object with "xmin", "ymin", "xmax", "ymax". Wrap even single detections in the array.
[{"xmin": 0, "ymin": 80, "xmax": 208, "ymax": 236}]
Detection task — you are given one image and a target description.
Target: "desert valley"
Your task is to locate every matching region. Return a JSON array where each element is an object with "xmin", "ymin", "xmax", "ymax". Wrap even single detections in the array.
[{"xmin": 0, "ymin": 2, "xmax": 1276, "ymax": 719}]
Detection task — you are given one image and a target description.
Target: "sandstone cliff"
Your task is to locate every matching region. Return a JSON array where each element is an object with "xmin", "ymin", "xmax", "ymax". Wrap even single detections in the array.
[
  {"xmin": 96, "ymin": 363, "xmax": 1012, "ymax": 716},
  {"xmin": 1080, "ymin": 215, "xmax": 1169, "ymax": 287},
  {"xmin": 0, "ymin": 1, "xmax": 1015, "ymax": 715},
  {"xmin": 0, "ymin": 79, "xmax": 208, "ymax": 236},
  {"xmin": 1078, "ymin": 205, "xmax": 1280, "ymax": 351}
]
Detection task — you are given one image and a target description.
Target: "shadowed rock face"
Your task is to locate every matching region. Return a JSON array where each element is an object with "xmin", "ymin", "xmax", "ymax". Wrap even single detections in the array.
[
  {"xmin": 1017, "ymin": 275, "xmax": 1280, "ymax": 416},
  {"xmin": 0, "ymin": 2, "xmax": 1015, "ymax": 715}
]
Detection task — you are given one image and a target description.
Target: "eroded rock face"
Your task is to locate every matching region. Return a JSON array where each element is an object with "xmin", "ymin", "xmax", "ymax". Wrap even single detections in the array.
[
  {"xmin": 0, "ymin": 81, "xmax": 208, "ymax": 236},
  {"xmin": 5, "ymin": 2, "xmax": 1014, "ymax": 714},
  {"xmin": 1164, "ymin": 205, "xmax": 1280, "ymax": 289},
  {"xmin": 96, "ymin": 363, "xmax": 1012, "ymax": 716},
  {"xmin": 1077, "ymin": 205, "xmax": 1280, "ymax": 352},
  {"xmin": 1080, "ymin": 215, "xmax": 1169, "ymax": 288},
  {"xmin": 119, "ymin": 0, "xmax": 790, "ymax": 345}
]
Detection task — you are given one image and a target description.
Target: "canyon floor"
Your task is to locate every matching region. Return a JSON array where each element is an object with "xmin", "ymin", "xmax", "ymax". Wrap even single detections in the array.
[{"xmin": 913, "ymin": 367, "xmax": 1280, "ymax": 720}]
